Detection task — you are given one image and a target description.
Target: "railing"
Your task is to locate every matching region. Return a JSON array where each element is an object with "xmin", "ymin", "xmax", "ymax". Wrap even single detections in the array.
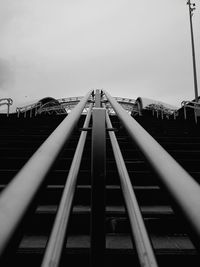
[
  {"xmin": 114, "ymin": 96, "xmax": 136, "ymax": 104},
  {"xmin": 57, "ymin": 96, "xmax": 83, "ymax": 103},
  {"xmin": 145, "ymin": 103, "xmax": 178, "ymax": 119},
  {"xmin": 103, "ymin": 96, "xmax": 136, "ymax": 115},
  {"xmin": 16, "ymin": 102, "xmax": 42, "ymax": 118},
  {"xmin": 181, "ymin": 100, "xmax": 200, "ymax": 123},
  {"xmin": 37, "ymin": 97, "xmax": 85, "ymax": 115},
  {"xmin": 37, "ymin": 101, "xmax": 91, "ymax": 115},
  {"xmin": 1, "ymin": 90, "xmax": 200, "ymax": 266},
  {"xmin": 104, "ymin": 103, "xmax": 158, "ymax": 267},
  {"xmin": 0, "ymin": 90, "xmax": 92, "ymax": 257},
  {"xmin": 131, "ymin": 100, "xmax": 142, "ymax": 116},
  {"xmin": 16, "ymin": 97, "xmax": 83, "ymax": 118},
  {"xmin": 41, "ymin": 103, "xmax": 93, "ymax": 267},
  {"xmin": 16, "ymin": 95, "xmax": 136, "ymax": 118},
  {"xmin": 37, "ymin": 102, "xmax": 67, "ymax": 115},
  {"xmin": 104, "ymin": 90, "xmax": 200, "ymax": 248},
  {"xmin": 0, "ymin": 98, "xmax": 13, "ymax": 117}
]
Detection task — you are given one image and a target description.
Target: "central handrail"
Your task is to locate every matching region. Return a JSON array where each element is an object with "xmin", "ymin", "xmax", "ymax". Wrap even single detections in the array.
[
  {"xmin": 41, "ymin": 103, "xmax": 93, "ymax": 267},
  {"xmin": 104, "ymin": 90, "xmax": 200, "ymax": 248},
  {"xmin": 104, "ymin": 106, "xmax": 158, "ymax": 267},
  {"xmin": 0, "ymin": 90, "xmax": 92, "ymax": 256}
]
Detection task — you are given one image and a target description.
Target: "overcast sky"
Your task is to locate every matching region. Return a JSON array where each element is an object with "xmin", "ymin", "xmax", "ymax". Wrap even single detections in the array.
[{"xmin": 0, "ymin": 0, "xmax": 200, "ymax": 107}]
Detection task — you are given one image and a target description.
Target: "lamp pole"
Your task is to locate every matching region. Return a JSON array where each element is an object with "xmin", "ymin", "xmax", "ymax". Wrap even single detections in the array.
[{"xmin": 187, "ymin": 0, "xmax": 198, "ymax": 102}]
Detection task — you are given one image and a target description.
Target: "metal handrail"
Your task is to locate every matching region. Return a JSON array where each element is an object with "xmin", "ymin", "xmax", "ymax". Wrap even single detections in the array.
[
  {"xmin": 0, "ymin": 98, "xmax": 13, "ymax": 117},
  {"xmin": 114, "ymin": 96, "xmax": 136, "ymax": 104},
  {"xmin": 16, "ymin": 102, "xmax": 41, "ymax": 112},
  {"xmin": 181, "ymin": 100, "xmax": 200, "ymax": 123},
  {"xmin": 145, "ymin": 103, "xmax": 178, "ymax": 119},
  {"xmin": 105, "ymin": 107, "xmax": 158, "ymax": 267},
  {"xmin": 41, "ymin": 103, "xmax": 93, "ymax": 267},
  {"xmin": 57, "ymin": 96, "xmax": 83, "ymax": 103},
  {"xmin": 181, "ymin": 100, "xmax": 200, "ymax": 107},
  {"xmin": 104, "ymin": 90, "xmax": 200, "ymax": 248},
  {"xmin": 16, "ymin": 102, "xmax": 42, "ymax": 118},
  {"xmin": 0, "ymin": 90, "xmax": 92, "ymax": 256}
]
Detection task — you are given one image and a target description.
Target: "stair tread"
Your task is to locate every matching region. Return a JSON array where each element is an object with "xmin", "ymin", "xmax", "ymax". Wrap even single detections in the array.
[
  {"xmin": 1, "ymin": 112, "xmax": 200, "ymax": 264},
  {"xmin": 19, "ymin": 234, "xmax": 196, "ymax": 252},
  {"xmin": 36, "ymin": 205, "xmax": 174, "ymax": 215}
]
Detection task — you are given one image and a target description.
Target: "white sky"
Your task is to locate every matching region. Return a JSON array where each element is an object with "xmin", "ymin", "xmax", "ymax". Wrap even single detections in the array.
[{"xmin": 0, "ymin": 0, "xmax": 200, "ymax": 107}]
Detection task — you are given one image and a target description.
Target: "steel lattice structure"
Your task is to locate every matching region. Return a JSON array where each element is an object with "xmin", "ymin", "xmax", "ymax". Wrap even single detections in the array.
[{"xmin": 16, "ymin": 96, "xmax": 137, "ymax": 117}]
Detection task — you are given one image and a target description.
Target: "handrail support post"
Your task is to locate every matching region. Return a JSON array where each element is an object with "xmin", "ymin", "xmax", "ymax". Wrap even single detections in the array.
[{"xmin": 90, "ymin": 107, "xmax": 106, "ymax": 267}]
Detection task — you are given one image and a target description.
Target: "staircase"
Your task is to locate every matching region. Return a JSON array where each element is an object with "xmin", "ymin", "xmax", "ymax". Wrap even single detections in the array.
[{"xmin": 0, "ymin": 107, "xmax": 200, "ymax": 266}]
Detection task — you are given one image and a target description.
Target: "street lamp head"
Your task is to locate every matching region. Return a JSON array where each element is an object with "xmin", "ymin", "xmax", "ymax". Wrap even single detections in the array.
[
  {"xmin": 187, "ymin": 1, "xmax": 196, "ymax": 16},
  {"xmin": 187, "ymin": 1, "xmax": 196, "ymax": 6}
]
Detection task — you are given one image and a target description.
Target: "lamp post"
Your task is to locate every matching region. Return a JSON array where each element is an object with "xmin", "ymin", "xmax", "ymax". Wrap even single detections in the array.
[{"xmin": 187, "ymin": 0, "xmax": 199, "ymax": 102}]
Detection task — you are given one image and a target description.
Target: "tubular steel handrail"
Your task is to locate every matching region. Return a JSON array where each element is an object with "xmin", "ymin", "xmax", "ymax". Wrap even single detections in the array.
[
  {"xmin": 145, "ymin": 103, "xmax": 178, "ymax": 120},
  {"xmin": 0, "ymin": 98, "xmax": 13, "ymax": 117},
  {"xmin": 104, "ymin": 107, "xmax": 158, "ymax": 267},
  {"xmin": 104, "ymin": 90, "xmax": 200, "ymax": 248},
  {"xmin": 0, "ymin": 90, "xmax": 92, "ymax": 256},
  {"xmin": 181, "ymin": 100, "xmax": 200, "ymax": 123},
  {"xmin": 41, "ymin": 103, "xmax": 93, "ymax": 267},
  {"xmin": 16, "ymin": 102, "xmax": 42, "ymax": 118}
]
